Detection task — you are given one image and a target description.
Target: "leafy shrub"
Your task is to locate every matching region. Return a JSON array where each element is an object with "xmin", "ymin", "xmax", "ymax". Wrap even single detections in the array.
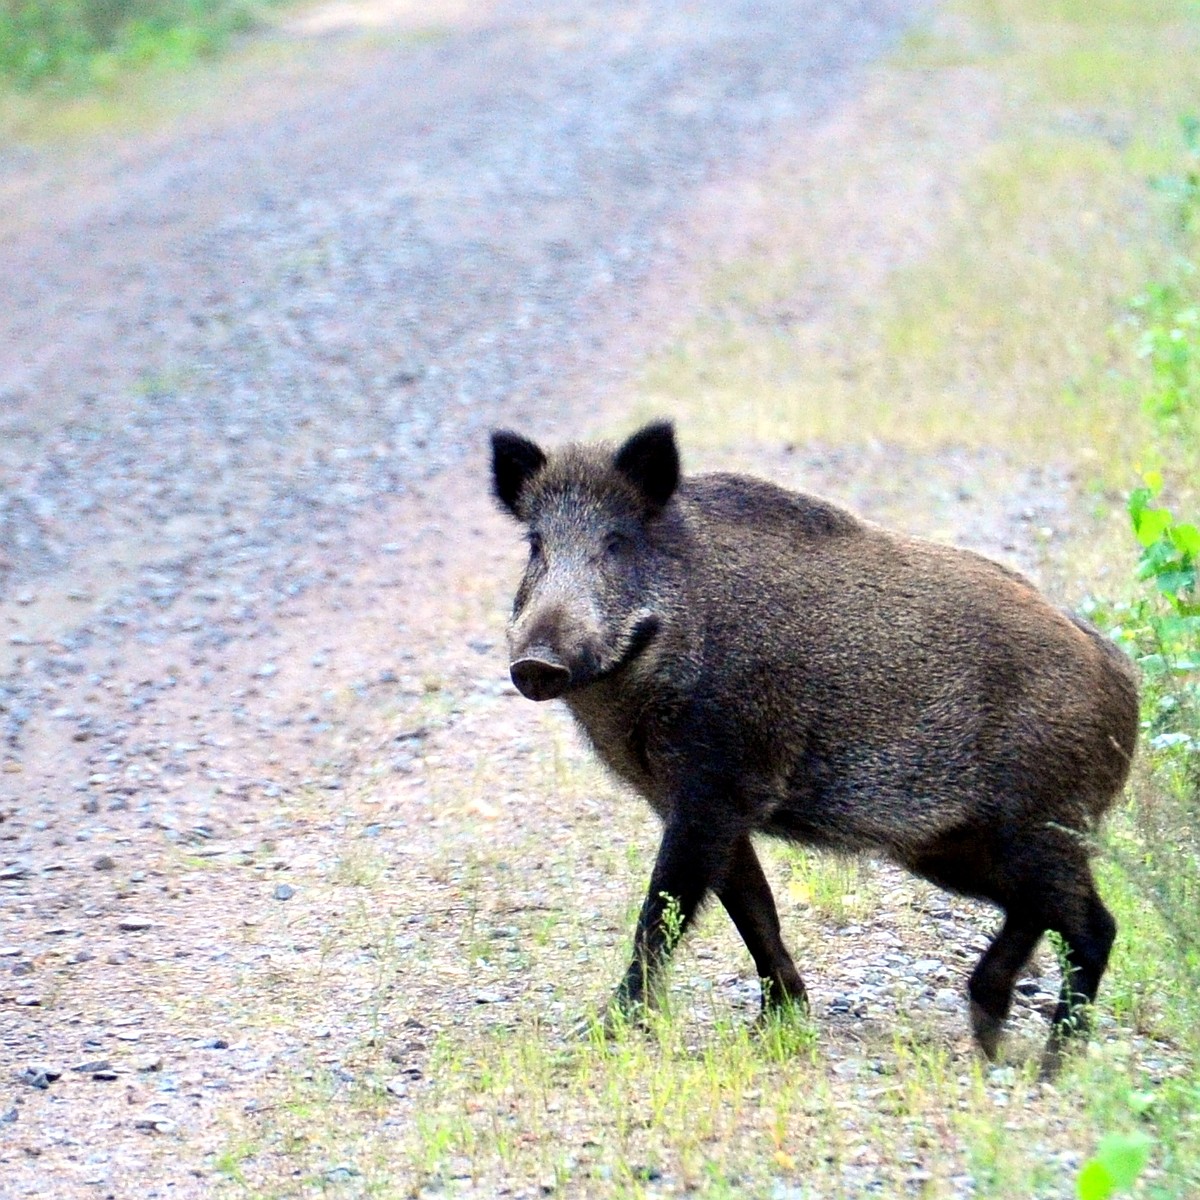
[
  {"xmin": 1108, "ymin": 479, "xmax": 1200, "ymax": 982},
  {"xmin": 1109, "ymin": 119, "xmax": 1200, "ymax": 986},
  {"xmin": 0, "ymin": 0, "xmax": 262, "ymax": 87},
  {"xmin": 1074, "ymin": 120, "xmax": 1200, "ymax": 1200}
]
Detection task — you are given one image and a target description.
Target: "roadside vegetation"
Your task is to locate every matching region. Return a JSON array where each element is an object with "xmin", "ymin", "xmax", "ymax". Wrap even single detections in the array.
[
  {"xmin": 191, "ymin": 0, "xmax": 1200, "ymax": 1196},
  {"xmin": 0, "ymin": 0, "xmax": 276, "ymax": 88}
]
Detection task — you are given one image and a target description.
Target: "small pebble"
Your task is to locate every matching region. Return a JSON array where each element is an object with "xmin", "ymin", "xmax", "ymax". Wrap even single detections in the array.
[
  {"xmin": 16, "ymin": 1067, "xmax": 59, "ymax": 1089},
  {"xmin": 933, "ymin": 988, "xmax": 960, "ymax": 1011},
  {"xmin": 133, "ymin": 1117, "xmax": 176, "ymax": 1134},
  {"xmin": 274, "ymin": 883, "xmax": 295, "ymax": 901}
]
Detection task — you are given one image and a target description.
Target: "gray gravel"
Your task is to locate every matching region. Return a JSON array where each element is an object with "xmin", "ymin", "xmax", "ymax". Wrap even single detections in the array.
[{"xmin": 2, "ymin": 0, "xmax": 911, "ymax": 617}]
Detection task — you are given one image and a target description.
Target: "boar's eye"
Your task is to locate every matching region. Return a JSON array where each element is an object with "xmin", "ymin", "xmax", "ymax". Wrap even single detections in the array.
[
  {"xmin": 527, "ymin": 531, "xmax": 544, "ymax": 560},
  {"xmin": 604, "ymin": 532, "xmax": 630, "ymax": 559}
]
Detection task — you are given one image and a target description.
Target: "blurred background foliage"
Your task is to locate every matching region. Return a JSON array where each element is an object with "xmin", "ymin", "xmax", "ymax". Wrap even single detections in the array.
[{"xmin": 0, "ymin": 0, "xmax": 273, "ymax": 87}]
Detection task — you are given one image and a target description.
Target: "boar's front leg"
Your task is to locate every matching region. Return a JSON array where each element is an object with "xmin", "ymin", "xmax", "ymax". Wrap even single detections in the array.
[
  {"xmin": 717, "ymin": 835, "xmax": 808, "ymax": 1015},
  {"xmin": 614, "ymin": 814, "xmax": 726, "ymax": 1015}
]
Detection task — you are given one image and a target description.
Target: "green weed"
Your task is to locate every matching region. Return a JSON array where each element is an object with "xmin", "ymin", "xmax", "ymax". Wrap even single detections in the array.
[{"xmin": 782, "ymin": 847, "xmax": 878, "ymax": 925}]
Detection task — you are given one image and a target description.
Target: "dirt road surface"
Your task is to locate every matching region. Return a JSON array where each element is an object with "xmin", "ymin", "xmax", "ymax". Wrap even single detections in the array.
[{"xmin": 0, "ymin": 2, "xmax": 1102, "ymax": 1195}]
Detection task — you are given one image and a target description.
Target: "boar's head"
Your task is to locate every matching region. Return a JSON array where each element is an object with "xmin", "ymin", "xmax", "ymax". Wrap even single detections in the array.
[{"xmin": 490, "ymin": 421, "xmax": 682, "ymax": 702}]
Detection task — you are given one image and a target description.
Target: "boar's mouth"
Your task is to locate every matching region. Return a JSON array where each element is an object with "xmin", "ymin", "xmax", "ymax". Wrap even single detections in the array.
[
  {"xmin": 605, "ymin": 612, "xmax": 660, "ymax": 678},
  {"xmin": 510, "ymin": 614, "xmax": 660, "ymax": 702}
]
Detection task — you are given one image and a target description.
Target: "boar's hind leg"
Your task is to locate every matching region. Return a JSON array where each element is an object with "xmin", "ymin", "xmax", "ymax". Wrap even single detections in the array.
[
  {"xmin": 963, "ymin": 846, "xmax": 1115, "ymax": 1074},
  {"xmin": 616, "ymin": 815, "xmax": 730, "ymax": 1014},
  {"xmin": 717, "ymin": 836, "xmax": 808, "ymax": 1014},
  {"xmin": 1040, "ymin": 877, "xmax": 1116, "ymax": 1076}
]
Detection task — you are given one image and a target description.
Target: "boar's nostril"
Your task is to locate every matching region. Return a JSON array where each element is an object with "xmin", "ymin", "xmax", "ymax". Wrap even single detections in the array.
[{"xmin": 510, "ymin": 656, "xmax": 571, "ymax": 702}]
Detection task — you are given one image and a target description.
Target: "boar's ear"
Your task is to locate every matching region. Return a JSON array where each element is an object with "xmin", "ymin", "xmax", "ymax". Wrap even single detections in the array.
[
  {"xmin": 491, "ymin": 430, "xmax": 547, "ymax": 518},
  {"xmin": 614, "ymin": 421, "xmax": 679, "ymax": 511}
]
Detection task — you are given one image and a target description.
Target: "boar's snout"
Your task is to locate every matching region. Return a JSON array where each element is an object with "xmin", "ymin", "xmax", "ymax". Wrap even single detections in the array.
[{"xmin": 510, "ymin": 652, "xmax": 572, "ymax": 702}]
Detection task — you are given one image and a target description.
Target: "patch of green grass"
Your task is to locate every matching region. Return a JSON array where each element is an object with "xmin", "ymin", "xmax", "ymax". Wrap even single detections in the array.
[
  {"xmin": 211, "ymin": 1135, "xmax": 260, "ymax": 1186},
  {"xmin": 634, "ymin": 0, "xmax": 1200, "ymax": 484},
  {"xmin": 0, "ymin": 0, "xmax": 274, "ymax": 90},
  {"xmin": 780, "ymin": 847, "xmax": 879, "ymax": 926},
  {"xmin": 328, "ymin": 843, "xmax": 388, "ymax": 888}
]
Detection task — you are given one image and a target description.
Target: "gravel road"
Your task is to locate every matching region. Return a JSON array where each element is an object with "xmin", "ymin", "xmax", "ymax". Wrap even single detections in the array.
[
  {"xmin": 1, "ymin": 0, "xmax": 907, "ymax": 618},
  {"xmin": 0, "ymin": 0, "xmax": 913, "ymax": 747},
  {"xmin": 0, "ymin": 1, "xmax": 933, "ymax": 1193}
]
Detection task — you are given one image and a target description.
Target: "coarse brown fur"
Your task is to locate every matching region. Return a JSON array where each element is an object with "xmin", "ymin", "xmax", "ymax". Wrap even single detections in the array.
[{"xmin": 490, "ymin": 421, "xmax": 1140, "ymax": 1073}]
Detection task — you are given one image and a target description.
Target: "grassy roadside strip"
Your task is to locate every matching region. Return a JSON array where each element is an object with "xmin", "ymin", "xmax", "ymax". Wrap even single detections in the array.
[
  {"xmin": 0, "ymin": 0, "xmax": 280, "ymax": 90},
  {"xmin": 635, "ymin": 2, "xmax": 1200, "ymax": 487}
]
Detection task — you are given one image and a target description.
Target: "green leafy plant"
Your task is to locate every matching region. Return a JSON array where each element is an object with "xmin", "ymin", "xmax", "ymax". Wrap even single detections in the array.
[
  {"xmin": 1133, "ymin": 117, "xmax": 1200, "ymax": 442},
  {"xmin": 1150, "ymin": 114, "xmax": 1200, "ymax": 236},
  {"xmin": 1128, "ymin": 473, "xmax": 1200, "ymax": 608},
  {"xmin": 1132, "ymin": 286, "xmax": 1200, "ymax": 432},
  {"xmin": 659, "ymin": 890, "xmax": 686, "ymax": 955},
  {"xmin": 1107, "ymin": 478, "xmax": 1200, "ymax": 976},
  {"xmin": 0, "ymin": 0, "xmax": 263, "ymax": 88},
  {"xmin": 1123, "ymin": 473, "xmax": 1200, "ymax": 688},
  {"xmin": 1076, "ymin": 1131, "xmax": 1154, "ymax": 1200}
]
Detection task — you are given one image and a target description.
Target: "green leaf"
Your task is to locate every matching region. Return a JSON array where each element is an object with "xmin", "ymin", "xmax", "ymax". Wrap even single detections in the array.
[
  {"xmin": 1133, "ymin": 505, "xmax": 1172, "ymax": 548},
  {"xmin": 1127, "ymin": 487, "xmax": 1152, "ymax": 525},
  {"xmin": 1155, "ymin": 568, "xmax": 1197, "ymax": 597},
  {"xmin": 1077, "ymin": 1159, "xmax": 1115, "ymax": 1200},
  {"xmin": 1157, "ymin": 614, "xmax": 1200, "ymax": 640},
  {"xmin": 1095, "ymin": 1131, "xmax": 1153, "ymax": 1190},
  {"xmin": 1169, "ymin": 522, "xmax": 1200, "ymax": 557}
]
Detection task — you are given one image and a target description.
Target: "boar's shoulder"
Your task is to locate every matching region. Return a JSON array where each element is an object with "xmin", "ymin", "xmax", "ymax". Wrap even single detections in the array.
[{"xmin": 681, "ymin": 473, "xmax": 862, "ymax": 542}]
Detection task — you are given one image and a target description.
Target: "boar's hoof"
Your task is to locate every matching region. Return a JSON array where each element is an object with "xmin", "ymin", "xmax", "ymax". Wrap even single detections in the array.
[
  {"xmin": 510, "ymin": 656, "xmax": 571, "ymax": 701},
  {"xmin": 968, "ymin": 999, "xmax": 1004, "ymax": 1061},
  {"xmin": 758, "ymin": 979, "xmax": 810, "ymax": 1019},
  {"xmin": 573, "ymin": 1000, "xmax": 651, "ymax": 1043},
  {"xmin": 1038, "ymin": 1031, "xmax": 1084, "ymax": 1081}
]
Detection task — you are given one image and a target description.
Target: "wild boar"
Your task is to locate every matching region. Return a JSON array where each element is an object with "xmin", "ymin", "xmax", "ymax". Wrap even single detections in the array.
[{"xmin": 490, "ymin": 420, "xmax": 1139, "ymax": 1072}]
